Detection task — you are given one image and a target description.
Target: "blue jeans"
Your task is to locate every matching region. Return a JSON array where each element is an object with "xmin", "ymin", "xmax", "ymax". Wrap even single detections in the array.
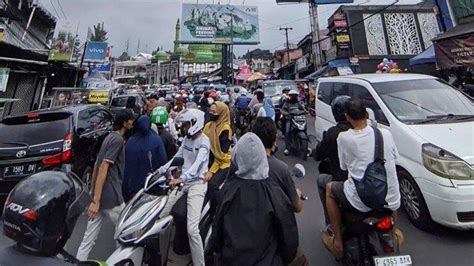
[{"xmin": 317, "ymin": 173, "xmax": 333, "ymax": 225}]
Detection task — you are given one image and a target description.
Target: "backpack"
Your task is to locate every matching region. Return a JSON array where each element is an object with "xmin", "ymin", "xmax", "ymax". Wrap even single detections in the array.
[{"xmin": 354, "ymin": 127, "xmax": 388, "ymax": 210}]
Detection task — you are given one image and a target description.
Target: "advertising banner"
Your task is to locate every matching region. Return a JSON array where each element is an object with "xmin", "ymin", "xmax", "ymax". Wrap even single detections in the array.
[
  {"xmin": 0, "ymin": 26, "xmax": 4, "ymax": 42},
  {"xmin": 48, "ymin": 20, "xmax": 79, "ymax": 61},
  {"xmin": 181, "ymin": 3, "xmax": 260, "ymax": 44},
  {"xmin": 0, "ymin": 68, "xmax": 9, "ymax": 92},
  {"xmin": 88, "ymin": 90, "xmax": 110, "ymax": 104},
  {"xmin": 336, "ymin": 33, "xmax": 351, "ymax": 49},
  {"xmin": 90, "ymin": 63, "xmax": 111, "ymax": 73},
  {"xmin": 435, "ymin": 34, "xmax": 474, "ymax": 68},
  {"xmin": 84, "ymin": 42, "xmax": 108, "ymax": 63}
]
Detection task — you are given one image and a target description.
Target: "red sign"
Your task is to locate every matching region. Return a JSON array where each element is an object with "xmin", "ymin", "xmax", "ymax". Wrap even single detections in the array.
[
  {"xmin": 435, "ymin": 34, "xmax": 474, "ymax": 68},
  {"xmin": 334, "ymin": 20, "xmax": 347, "ymax": 28}
]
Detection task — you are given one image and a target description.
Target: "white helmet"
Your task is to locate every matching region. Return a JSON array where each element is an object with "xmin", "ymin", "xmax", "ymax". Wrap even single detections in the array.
[
  {"xmin": 209, "ymin": 83, "xmax": 215, "ymax": 88},
  {"xmin": 289, "ymin": 89, "xmax": 299, "ymax": 96},
  {"xmin": 176, "ymin": 109, "xmax": 205, "ymax": 138}
]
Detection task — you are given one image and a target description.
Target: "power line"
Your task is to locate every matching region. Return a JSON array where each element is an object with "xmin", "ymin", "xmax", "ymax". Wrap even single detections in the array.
[{"xmin": 56, "ymin": 0, "xmax": 67, "ymax": 19}]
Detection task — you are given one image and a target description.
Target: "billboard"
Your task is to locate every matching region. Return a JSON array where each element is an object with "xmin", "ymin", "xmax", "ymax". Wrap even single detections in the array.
[
  {"xmin": 84, "ymin": 42, "xmax": 108, "ymax": 63},
  {"xmin": 90, "ymin": 63, "xmax": 111, "ymax": 73},
  {"xmin": 181, "ymin": 4, "xmax": 260, "ymax": 44},
  {"xmin": 49, "ymin": 20, "xmax": 78, "ymax": 61}
]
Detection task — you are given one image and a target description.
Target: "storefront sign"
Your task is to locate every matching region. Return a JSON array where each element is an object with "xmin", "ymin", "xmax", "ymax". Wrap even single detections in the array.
[
  {"xmin": 84, "ymin": 42, "xmax": 108, "ymax": 63},
  {"xmin": 0, "ymin": 27, "xmax": 4, "ymax": 42},
  {"xmin": 336, "ymin": 34, "xmax": 351, "ymax": 49},
  {"xmin": 334, "ymin": 20, "xmax": 347, "ymax": 28},
  {"xmin": 0, "ymin": 68, "xmax": 9, "ymax": 92},
  {"xmin": 435, "ymin": 35, "xmax": 474, "ymax": 68}
]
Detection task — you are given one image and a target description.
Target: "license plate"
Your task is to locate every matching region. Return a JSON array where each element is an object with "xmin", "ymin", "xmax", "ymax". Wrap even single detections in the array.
[
  {"xmin": 374, "ymin": 255, "xmax": 412, "ymax": 266},
  {"xmin": 3, "ymin": 164, "xmax": 36, "ymax": 178}
]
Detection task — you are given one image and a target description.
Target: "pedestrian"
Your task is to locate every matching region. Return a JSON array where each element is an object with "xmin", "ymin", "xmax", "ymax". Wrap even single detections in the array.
[
  {"xmin": 145, "ymin": 94, "xmax": 159, "ymax": 115},
  {"xmin": 151, "ymin": 106, "xmax": 177, "ymax": 159},
  {"xmin": 158, "ymin": 109, "xmax": 209, "ymax": 266},
  {"xmin": 211, "ymin": 133, "xmax": 299, "ymax": 266},
  {"xmin": 122, "ymin": 115, "xmax": 168, "ymax": 202},
  {"xmin": 76, "ymin": 109, "xmax": 134, "ymax": 261},
  {"xmin": 324, "ymin": 98, "xmax": 401, "ymax": 258},
  {"xmin": 257, "ymin": 97, "xmax": 276, "ymax": 120},
  {"xmin": 203, "ymin": 102, "xmax": 232, "ymax": 216}
]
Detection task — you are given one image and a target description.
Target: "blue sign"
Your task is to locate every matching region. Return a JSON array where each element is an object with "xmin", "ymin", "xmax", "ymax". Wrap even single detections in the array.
[
  {"xmin": 84, "ymin": 41, "xmax": 108, "ymax": 62},
  {"xmin": 313, "ymin": 0, "xmax": 353, "ymax": 4},
  {"xmin": 90, "ymin": 63, "xmax": 111, "ymax": 72}
]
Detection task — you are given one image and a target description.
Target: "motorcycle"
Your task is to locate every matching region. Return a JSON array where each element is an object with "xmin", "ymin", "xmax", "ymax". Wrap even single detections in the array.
[
  {"xmin": 105, "ymin": 157, "xmax": 184, "ymax": 266},
  {"xmin": 234, "ymin": 108, "xmax": 252, "ymax": 137},
  {"xmin": 287, "ymin": 109, "xmax": 310, "ymax": 160}
]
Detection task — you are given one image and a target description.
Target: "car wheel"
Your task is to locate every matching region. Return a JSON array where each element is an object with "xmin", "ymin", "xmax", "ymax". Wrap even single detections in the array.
[{"xmin": 398, "ymin": 169, "xmax": 435, "ymax": 231}]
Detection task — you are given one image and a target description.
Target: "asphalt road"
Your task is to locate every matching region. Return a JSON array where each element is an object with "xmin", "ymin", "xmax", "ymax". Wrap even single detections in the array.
[{"xmin": 1, "ymin": 116, "xmax": 474, "ymax": 265}]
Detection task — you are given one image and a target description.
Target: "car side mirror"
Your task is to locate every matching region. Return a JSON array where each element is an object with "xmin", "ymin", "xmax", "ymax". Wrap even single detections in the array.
[
  {"xmin": 292, "ymin": 163, "xmax": 306, "ymax": 179},
  {"xmin": 366, "ymin": 108, "xmax": 377, "ymax": 127}
]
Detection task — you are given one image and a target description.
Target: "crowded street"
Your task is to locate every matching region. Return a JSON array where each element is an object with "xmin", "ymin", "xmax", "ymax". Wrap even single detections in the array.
[{"xmin": 1, "ymin": 0, "xmax": 474, "ymax": 265}]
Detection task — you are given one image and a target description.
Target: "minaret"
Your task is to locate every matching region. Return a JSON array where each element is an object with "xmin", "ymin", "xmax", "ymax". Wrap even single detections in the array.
[{"xmin": 174, "ymin": 19, "xmax": 180, "ymax": 53}]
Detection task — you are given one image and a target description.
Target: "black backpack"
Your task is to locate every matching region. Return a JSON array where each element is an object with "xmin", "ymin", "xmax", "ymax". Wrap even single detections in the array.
[{"xmin": 354, "ymin": 127, "xmax": 388, "ymax": 210}]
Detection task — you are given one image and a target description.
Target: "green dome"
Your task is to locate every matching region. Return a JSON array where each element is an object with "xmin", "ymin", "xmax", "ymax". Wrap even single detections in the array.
[
  {"xmin": 175, "ymin": 45, "xmax": 189, "ymax": 56},
  {"xmin": 184, "ymin": 44, "xmax": 222, "ymax": 63},
  {"xmin": 155, "ymin": 50, "xmax": 168, "ymax": 61}
]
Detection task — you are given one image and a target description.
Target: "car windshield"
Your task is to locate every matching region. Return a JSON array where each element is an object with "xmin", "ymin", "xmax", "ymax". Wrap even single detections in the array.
[
  {"xmin": 0, "ymin": 113, "xmax": 70, "ymax": 146},
  {"xmin": 372, "ymin": 79, "xmax": 474, "ymax": 124},
  {"xmin": 263, "ymin": 81, "xmax": 297, "ymax": 97},
  {"xmin": 111, "ymin": 96, "xmax": 136, "ymax": 107}
]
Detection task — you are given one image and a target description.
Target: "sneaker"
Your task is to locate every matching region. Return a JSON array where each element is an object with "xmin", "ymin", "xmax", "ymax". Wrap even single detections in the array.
[{"xmin": 284, "ymin": 149, "xmax": 290, "ymax": 155}]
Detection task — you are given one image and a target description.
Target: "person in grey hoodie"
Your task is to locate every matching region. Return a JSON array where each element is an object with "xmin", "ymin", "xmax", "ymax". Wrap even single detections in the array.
[{"xmin": 211, "ymin": 133, "xmax": 299, "ymax": 266}]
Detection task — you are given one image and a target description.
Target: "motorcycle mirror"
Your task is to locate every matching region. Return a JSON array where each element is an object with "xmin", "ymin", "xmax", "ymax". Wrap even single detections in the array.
[
  {"xmin": 171, "ymin": 157, "xmax": 184, "ymax": 167},
  {"xmin": 292, "ymin": 164, "xmax": 306, "ymax": 179}
]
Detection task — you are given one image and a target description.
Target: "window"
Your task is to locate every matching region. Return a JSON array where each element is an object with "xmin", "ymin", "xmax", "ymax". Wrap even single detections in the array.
[
  {"xmin": 318, "ymin": 82, "xmax": 333, "ymax": 105},
  {"xmin": 77, "ymin": 108, "xmax": 110, "ymax": 134},
  {"xmin": 333, "ymin": 82, "xmax": 351, "ymax": 98},
  {"xmin": 351, "ymin": 84, "xmax": 389, "ymax": 125}
]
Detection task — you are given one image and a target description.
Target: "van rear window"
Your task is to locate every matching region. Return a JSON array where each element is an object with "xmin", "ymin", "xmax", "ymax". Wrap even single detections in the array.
[{"xmin": 0, "ymin": 113, "xmax": 70, "ymax": 146}]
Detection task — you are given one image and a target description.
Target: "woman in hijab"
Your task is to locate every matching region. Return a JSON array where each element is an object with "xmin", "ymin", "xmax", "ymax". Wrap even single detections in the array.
[
  {"xmin": 123, "ymin": 115, "xmax": 168, "ymax": 201},
  {"xmin": 203, "ymin": 101, "xmax": 233, "ymax": 216},
  {"xmin": 257, "ymin": 97, "xmax": 276, "ymax": 121},
  {"xmin": 211, "ymin": 133, "xmax": 299, "ymax": 266}
]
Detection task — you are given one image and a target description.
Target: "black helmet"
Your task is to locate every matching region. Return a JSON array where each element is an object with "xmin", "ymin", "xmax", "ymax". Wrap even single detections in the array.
[
  {"xmin": 331, "ymin": 96, "xmax": 351, "ymax": 123},
  {"xmin": 234, "ymin": 87, "xmax": 240, "ymax": 93},
  {"xmin": 3, "ymin": 171, "xmax": 91, "ymax": 256},
  {"xmin": 282, "ymin": 87, "xmax": 290, "ymax": 93}
]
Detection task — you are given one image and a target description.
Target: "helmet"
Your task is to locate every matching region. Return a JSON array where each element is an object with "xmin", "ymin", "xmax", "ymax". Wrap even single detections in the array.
[
  {"xmin": 234, "ymin": 87, "xmax": 240, "ymax": 93},
  {"xmin": 176, "ymin": 109, "xmax": 205, "ymax": 138},
  {"xmin": 254, "ymin": 88, "xmax": 263, "ymax": 94},
  {"xmin": 151, "ymin": 106, "xmax": 169, "ymax": 125},
  {"xmin": 3, "ymin": 171, "xmax": 90, "ymax": 256},
  {"xmin": 282, "ymin": 87, "xmax": 290, "ymax": 93},
  {"xmin": 289, "ymin": 90, "xmax": 299, "ymax": 96},
  {"xmin": 209, "ymin": 83, "xmax": 215, "ymax": 89},
  {"xmin": 331, "ymin": 95, "xmax": 351, "ymax": 123}
]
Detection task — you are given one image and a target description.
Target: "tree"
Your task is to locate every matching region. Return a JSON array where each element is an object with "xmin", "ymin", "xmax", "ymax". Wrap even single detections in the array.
[{"xmin": 90, "ymin": 22, "xmax": 108, "ymax": 42}]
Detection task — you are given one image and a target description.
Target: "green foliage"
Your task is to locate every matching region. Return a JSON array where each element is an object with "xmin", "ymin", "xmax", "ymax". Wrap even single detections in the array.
[{"xmin": 90, "ymin": 22, "xmax": 108, "ymax": 42}]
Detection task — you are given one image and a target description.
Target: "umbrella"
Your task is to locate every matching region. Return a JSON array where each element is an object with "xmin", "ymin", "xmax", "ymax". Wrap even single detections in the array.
[{"xmin": 246, "ymin": 72, "xmax": 267, "ymax": 82}]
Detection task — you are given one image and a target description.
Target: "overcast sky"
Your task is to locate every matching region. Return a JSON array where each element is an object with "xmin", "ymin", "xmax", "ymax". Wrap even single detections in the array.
[{"xmin": 41, "ymin": 0, "xmax": 423, "ymax": 57}]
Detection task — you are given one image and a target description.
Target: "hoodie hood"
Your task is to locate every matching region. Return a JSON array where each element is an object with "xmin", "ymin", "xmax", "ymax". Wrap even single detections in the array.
[
  {"xmin": 232, "ymin": 133, "xmax": 269, "ymax": 180},
  {"xmin": 135, "ymin": 115, "xmax": 151, "ymax": 135}
]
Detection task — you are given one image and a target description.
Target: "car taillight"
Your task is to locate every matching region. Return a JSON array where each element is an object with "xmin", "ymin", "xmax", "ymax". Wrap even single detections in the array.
[
  {"xmin": 377, "ymin": 216, "xmax": 394, "ymax": 230},
  {"xmin": 42, "ymin": 133, "xmax": 73, "ymax": 166},
  {"xmin": 22, "ymin": 209, "xmax": 37, "ymax": 221}
]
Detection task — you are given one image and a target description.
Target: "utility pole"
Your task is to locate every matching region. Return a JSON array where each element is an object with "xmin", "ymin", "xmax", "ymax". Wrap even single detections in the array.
[
  {"xmin": 280, "ymin": 27, "xmax": 293, "ymax": 66},
  {"xmin": 309, "ymin": 2, "xmax": 322, "ymax": 69}
]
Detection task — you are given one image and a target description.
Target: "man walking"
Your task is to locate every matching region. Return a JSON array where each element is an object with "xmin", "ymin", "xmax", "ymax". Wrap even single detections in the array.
[{"xmin": 76, "ymin": 110, "xmax": 134, "ymax": 261}]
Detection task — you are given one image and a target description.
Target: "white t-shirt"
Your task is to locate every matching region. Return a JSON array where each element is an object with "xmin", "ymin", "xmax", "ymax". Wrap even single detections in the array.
[{"xmin": 337, "ymin": 125, "xmax": 401, "ymax": 212}]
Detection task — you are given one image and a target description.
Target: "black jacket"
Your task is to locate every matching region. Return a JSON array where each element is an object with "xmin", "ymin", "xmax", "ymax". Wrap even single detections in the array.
[
  {"xmin": 211, "ymin": 176, "xmax": 299, "ymax": 266},
  {"xmin": 314, "ymin": 122, "xmax": 351, "ymax": 181}
]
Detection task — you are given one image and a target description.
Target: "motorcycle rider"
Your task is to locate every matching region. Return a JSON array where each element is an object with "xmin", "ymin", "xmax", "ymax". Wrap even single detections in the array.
[
  {"xmin": 325, "ymin": 98, "xmax": 401, "ymax": 258},
  {"xmin": 158, "ymin": 109, "xmax": 210, "ymax": 266},
  {"xmin": 0, "ymin": 171, "xmax": 91, "ymax": 265},
  {"xmin": 281, "ymin": 90, "xmax": 306, "ymax": 156},
  {"xmin": 234, "ymin": 90, "xmax": 252, "ymax": 130},
  {"xmin": 248, "ymin": 88, "xmax": 265, "ymax": 114},
  {"xmin": 314, "ymin": 96, "xmax": 352, "ymax": 225}
]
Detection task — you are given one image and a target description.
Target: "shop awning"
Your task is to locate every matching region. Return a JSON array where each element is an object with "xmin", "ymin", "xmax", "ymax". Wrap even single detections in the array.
[
  {"xmin": 433, "ymin": 22, "xmax": 474, "ymax": 69},
  {"xmin": 410, "ymin": 45, "xmax": 436, "ymax": 66},
  {"xmin": 305, "ymin": 59, "xmax": 351, "ymax": 80}
]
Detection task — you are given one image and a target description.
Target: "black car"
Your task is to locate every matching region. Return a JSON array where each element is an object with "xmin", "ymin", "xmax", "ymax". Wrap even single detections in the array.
[{"xmin": 0, "ymin": 104, "xmax": 114, "ymax": 206}]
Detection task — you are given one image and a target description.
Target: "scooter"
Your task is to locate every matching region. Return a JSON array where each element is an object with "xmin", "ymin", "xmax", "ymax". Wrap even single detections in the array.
[
  {"xmin": 105, "ymin": 157, "xmax": 184, "ymax": 266},
  {"xmin": 287, "ymin": 109, "xmax": 310, "ymax": 160}
]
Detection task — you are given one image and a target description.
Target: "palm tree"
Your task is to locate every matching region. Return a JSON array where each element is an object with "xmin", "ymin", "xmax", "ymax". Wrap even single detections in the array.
[{"xmin": 90, "ymin": 22, "xmax": 108, "ymax": 42}]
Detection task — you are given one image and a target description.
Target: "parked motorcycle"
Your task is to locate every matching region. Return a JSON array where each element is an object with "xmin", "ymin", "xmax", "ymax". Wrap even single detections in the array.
[
  {"xmin": 287, "ymin": 109, "xmax": 310, "ymax": 160},
  {"xmin": 105, "ymin": 157, "xmax": 184, "ymax": 266}
]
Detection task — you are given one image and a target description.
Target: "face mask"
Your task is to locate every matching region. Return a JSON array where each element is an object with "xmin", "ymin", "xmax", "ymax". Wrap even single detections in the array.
[{"xmin": 209, "ymin": 114, "xmax": 219, "ymax": 122}]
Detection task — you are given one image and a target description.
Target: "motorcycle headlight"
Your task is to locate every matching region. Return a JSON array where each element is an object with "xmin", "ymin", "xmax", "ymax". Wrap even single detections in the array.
[{"xmin": 422, "ymin": 143, "xmax": 473, "ymax": 180}]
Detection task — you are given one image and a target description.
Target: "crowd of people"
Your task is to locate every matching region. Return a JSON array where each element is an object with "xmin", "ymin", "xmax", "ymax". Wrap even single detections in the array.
[{"xmin": 1, "ymin": 82, "xmax": 403, "ymax": 266}]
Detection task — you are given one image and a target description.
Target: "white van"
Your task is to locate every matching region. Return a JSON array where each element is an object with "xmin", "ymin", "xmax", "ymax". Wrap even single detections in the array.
[{"xmin": 314, "ymin": 74, "xmax": 474, "ymax": 230}]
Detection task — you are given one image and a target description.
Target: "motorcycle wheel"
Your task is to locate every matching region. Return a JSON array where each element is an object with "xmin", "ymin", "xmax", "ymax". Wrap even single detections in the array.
[{"xmin": 300, "ymin": 138, "xmax": 308, "ymax": 160}]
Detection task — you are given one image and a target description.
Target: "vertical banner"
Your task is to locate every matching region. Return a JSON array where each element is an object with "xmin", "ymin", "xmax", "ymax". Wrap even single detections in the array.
[
  {"xmin": 48, "ymin": 20, "xmax": 79, "ymax": 61},
  {"xmin": 0, "ymin": 68, "xmax": 10, "ymax": 92},
  {"xmin": 84, "ymin": 41, "xmax": 108, "ymax": 63},
  {"xmin": 0, "ymin": 26, "xmax": 4, "ymax": 42}
]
